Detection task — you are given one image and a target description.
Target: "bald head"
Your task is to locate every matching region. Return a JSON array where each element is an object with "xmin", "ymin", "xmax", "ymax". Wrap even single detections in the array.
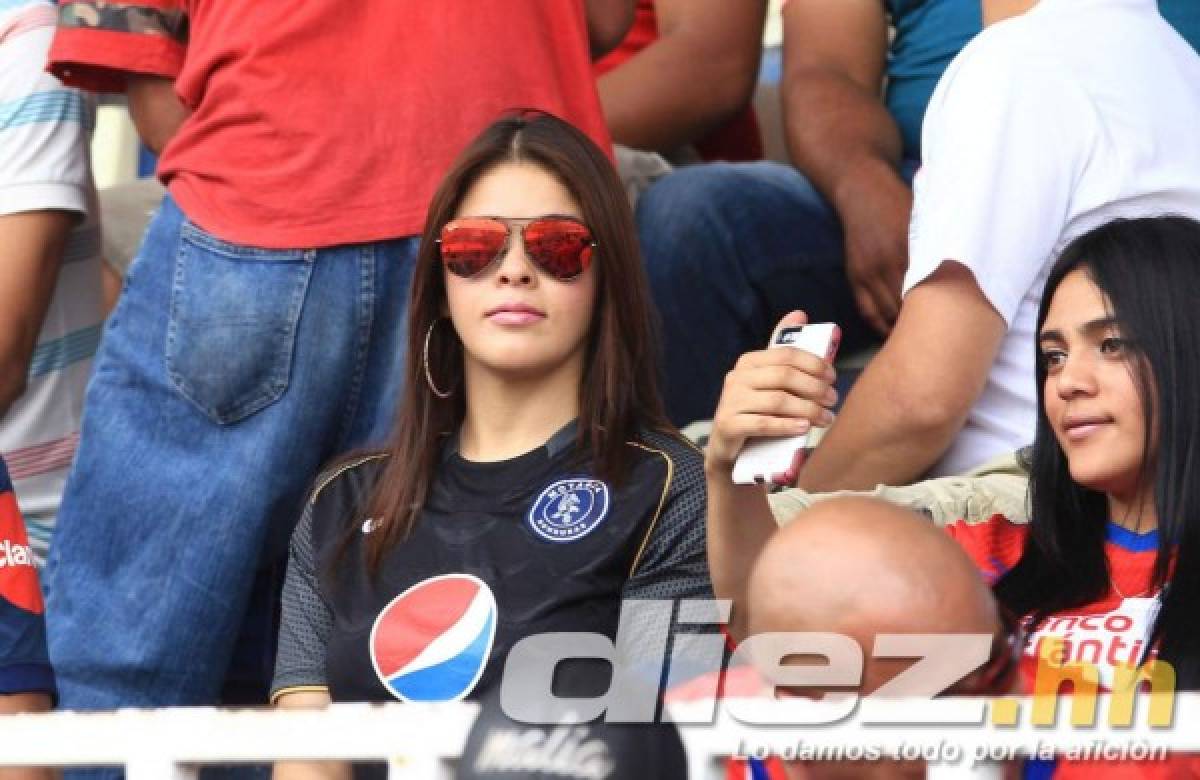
[{"xmin": 746, "ymin": 497, "xmax": 999, "ymax": 693}]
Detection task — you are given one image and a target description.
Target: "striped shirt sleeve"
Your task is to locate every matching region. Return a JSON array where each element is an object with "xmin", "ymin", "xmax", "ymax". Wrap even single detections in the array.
[
  {"xmin": 0, "ymin": 15, "xmax": 93, "ymax": 215},
  {"xmin": 47, "ymin": 0, "xmax": 187, "ymax": 92}
]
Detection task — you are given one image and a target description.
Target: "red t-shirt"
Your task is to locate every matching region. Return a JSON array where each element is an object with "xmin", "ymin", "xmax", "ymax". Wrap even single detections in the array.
[
  {"xmin": 48, "ymin": 1, "xmax": 611, "ymax": 249},
  {"xmin": 947, "ymin": 515, "xmax": 1200, "ymax": 779},
  {"xmin": 593, "ymin": 0, "xmax": 763, "ymax": 162}
]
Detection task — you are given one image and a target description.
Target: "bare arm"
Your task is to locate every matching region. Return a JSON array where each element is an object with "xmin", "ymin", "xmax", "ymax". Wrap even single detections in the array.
[
  {"xmin": 271, "ymin": 691, "xmax": 350, "ymax": 780},
  {"xmin": 597, "ymin": 0, "xmax": 767, "ymax": 153},
  {"xmin": 782, "ymin": 0, "xmax": 910, "ymax": 334},
  {"xmin": 0, "ymin": 692, "xmax": 51, "ymax": 715},
  {"xmin": 126, "ymin": 74, "xmax": 189, "ymax": 157},
  {"xmin": 798, "ymin": 262, "xmax": 1007, "ymax": 492},
  {"xmin": 703, "ymin": 469, "xmax": 777, "ymax": 643},
  {"xmin": 0, "ymin": 211, "xmax": 75, "ymax": 415},
  {"xmin": 584, "ymin": 0, "xmax": 637, "ymax": 58},
  {"xmin": 0, "ymin": 693, "xmax": 55, "ymax": 780},
  {"xmin": 705, "ymin": 311, "xmax": 838, "ymax": 641}
]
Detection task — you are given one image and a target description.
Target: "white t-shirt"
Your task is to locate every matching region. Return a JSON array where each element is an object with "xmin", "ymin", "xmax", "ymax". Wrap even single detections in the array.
[
  {"xmin": 0, "ymin": 3, "xmax": 104, "ymax": 565},
  {"xmin": 905, "ymin": 0, "xmax": 1200, "ymax": 476}
]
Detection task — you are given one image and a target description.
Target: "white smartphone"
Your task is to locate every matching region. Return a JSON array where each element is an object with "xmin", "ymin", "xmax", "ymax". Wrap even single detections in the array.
[{"xmin": 731, "ymin": 323, "xmax": 841, "ymax": 486}]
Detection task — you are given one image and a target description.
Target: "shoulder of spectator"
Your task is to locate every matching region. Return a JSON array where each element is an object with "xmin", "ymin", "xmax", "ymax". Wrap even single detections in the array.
[
  {"xmin": 301, "ymin": 452, "xmax": 390, "ymax": 547},
  {"xmin": 943, "ymin": 512, "xmax": 1027, "ymax": 584},
  {"xmin": 781, "ymin": 0, "xmax": 889, "ymax": 88},
  {"xmin": 631, "ymin": 428, "xmax": 706, "ymax": 505},
  {"xmin": 624, "ymin": 429, "xmax": 711, "ymax": 599},
  {"xmin": 307, "ymin": 452, "xmax": 390, "ymax": 507},
  {"xmin": 936, "ymin": 17, "xmax": 1082, "ymax": 102},
  {"xmin": 0, "ymin": 24, "xmax": 92, "ymax": 208}
]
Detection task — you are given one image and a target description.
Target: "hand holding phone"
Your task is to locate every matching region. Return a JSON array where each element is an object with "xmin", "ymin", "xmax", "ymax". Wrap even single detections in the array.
[{"xmin": 730, "ymin": 323, "xmax": 841, "ymax": 486}]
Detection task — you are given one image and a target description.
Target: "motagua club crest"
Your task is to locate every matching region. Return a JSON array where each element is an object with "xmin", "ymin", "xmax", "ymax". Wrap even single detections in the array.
[{"xmin": 526, "ymin": 477, "xmax": 611, "ymax": 543}]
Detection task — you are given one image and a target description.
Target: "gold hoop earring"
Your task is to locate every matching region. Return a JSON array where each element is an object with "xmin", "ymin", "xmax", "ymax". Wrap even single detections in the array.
[{"xmin": 423, "ymin": 318, "xmax": 454, "ymax": 399}]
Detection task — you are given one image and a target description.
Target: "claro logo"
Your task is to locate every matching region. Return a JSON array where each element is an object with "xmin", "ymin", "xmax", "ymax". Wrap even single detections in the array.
[{"xmin": 0, "ymin": 538, "xmax": 34, "ymax": 568}]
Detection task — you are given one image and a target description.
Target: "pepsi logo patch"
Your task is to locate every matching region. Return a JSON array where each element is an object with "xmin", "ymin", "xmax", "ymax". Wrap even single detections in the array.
[
  {"xmin": 526, "ymin": 478, "xmax": 610, "ymax": 543},
  {"xmin": 370, "ymin": 573, "xmax": 497, "ymax": 702}
]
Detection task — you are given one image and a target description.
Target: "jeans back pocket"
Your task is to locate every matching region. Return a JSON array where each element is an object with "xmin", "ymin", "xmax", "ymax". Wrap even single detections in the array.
[{"xmin": 167, "ymin": 221, "xmax": 316, "ymax": 425}]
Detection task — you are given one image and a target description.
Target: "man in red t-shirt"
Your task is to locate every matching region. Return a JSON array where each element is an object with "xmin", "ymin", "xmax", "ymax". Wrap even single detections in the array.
[
  {"xmin": 41, "ymin": 0, "xmax": 633, "ymax": 733},
  {"xmin": 594, "ymin": 0, "xmax": 766, "ymax": 165}
]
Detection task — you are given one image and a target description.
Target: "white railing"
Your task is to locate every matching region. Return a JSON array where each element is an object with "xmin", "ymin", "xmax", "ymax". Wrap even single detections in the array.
[{"xmin": 2, "ymin": 694, "xmax": 1198, "ymax": 779}]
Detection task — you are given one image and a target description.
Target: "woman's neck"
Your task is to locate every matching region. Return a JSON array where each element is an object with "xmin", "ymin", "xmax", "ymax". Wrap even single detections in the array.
[
  {"xmin": 457, "ymin": 356, "xmax": 583, "ymax": 462},
  {"xmin": 1108, "ymin": 486, "xmax": 1158, "ymax": 534}
]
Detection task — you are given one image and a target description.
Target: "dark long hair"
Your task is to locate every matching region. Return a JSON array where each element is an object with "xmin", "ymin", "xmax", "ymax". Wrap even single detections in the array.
[
  {"xmin": 994, "ymin": 216, "xmax": 1200, "ymax": 689},
  {"xmin": 354, "ymin": 111, "xmax": 670, "ymax": 573}
]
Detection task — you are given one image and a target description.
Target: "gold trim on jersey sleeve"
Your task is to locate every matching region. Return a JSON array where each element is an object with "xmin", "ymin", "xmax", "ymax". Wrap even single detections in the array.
[
  {"xmin": 624, "ymin": 441, "xmax": 674, "ymax": 577},
  {"xmin": 270, "ymin": 684, "xmax": 330, "ymax": 706},
  {"xmin": 308, "ymin": 453, "xmax": 390, "ymax": 505}
]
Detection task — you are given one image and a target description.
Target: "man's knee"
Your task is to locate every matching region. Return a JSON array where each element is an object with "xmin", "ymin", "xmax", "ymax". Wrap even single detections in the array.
[{"xmin": 636, "ymin": 163, "xmax": 744, "ymax": 243}]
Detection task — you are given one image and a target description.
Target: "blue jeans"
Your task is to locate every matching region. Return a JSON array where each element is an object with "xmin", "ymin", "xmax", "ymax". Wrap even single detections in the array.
[
  {"xmin": 45, "ymin": 195, "xmax": 415, "ymax": 725},
  {"xmin": 636, "ymin": 160, "xmax": 916, "ymax": 427}
]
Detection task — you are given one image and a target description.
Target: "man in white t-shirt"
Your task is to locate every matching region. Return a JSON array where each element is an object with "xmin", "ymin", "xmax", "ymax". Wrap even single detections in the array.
[
  {"xmin": 787, "ymin": 0, "xmax": 1200, "ymax": 491},
  {"xmin": 0, "ymin": 0, "xmax": 105, "ymax": 566}
]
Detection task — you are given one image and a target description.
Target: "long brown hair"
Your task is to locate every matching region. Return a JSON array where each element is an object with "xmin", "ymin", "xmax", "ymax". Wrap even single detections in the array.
[{"xmin": 357, "ymin": 111, "xmax": 670, "ymax": 574}]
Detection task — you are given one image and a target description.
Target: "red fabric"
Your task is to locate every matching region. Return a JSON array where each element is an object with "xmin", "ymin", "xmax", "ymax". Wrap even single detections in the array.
[
  {"xmin": 48, "ymin": 0, "xmax": 186, "ymax": 92},
  {"xmin": 0, "ymin": 482, "xmax": 41, "ymax": 616},
  {"xmin": 49, "ymin": 1, "xmax": 611, "ymax": 248},
  {"xmin": 947, "ymin": 515, "xmax": 1200, "ymax": 779},
  {"xmin": 592, "ymin": 0, "xmax": 762, "ymax": 162},
  {"xmin": 947, "ymin": 515, "xmax": 1160, "ymax": 686},
  {"xmin": 593, "ymin": 0, "xmax": 660, "ymax": 77}
]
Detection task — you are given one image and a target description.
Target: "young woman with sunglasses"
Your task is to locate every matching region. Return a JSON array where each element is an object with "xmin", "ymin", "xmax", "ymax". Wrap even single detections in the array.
[
  {"xmin": 269, "ymin": 112, "xmax": 710, "ymax": 777},
  {"xmin": 705, "ymin": 216, "xmax": 1200, "ymax": 777}
]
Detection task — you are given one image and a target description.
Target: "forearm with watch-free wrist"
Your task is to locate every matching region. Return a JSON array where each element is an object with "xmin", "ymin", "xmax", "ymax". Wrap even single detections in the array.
[{"xmin": 704, "ymin": 460, "xmax": 778, "ymax": 643}]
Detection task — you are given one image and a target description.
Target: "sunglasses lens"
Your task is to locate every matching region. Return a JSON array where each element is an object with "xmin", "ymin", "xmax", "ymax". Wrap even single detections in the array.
[
  {"xmin": 524, "ymin": 219, "xmax": 595, "ymax": 280},
  {"xmin": 440, "ymin": 218, "xmax": 507, "ymax": 277}
]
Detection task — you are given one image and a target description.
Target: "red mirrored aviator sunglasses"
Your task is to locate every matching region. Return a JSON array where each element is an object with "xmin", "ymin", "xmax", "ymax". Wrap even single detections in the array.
[{"xmin": 437, "ymin": 216, "xmax": 596, "ymax": 281}]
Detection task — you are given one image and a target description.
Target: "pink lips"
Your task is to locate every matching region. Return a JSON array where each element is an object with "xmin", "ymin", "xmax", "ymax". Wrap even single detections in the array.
[
  {"xmin": 485, "ymin": 303, "xmax": 545, "ymax": 326},
  {"xmin": 1062, "ymin": 415, "xmax": 1112, "ymax": 442}
]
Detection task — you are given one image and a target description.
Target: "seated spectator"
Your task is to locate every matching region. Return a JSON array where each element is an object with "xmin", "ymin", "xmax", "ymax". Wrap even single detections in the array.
[
  {"xmin": 747, "ymin": 496, "xmax": 1003, "ymax": 691},
  {"xmin": 594, "ymin": 0, "xmax": 767, "ymax": 199},
  {"xmin": 709, "ymin": 216, "xmax": 1200, "ymax": 778},
  {"xmin": 270, "ymin": 113, "xmax": 710, "ymax": 779},
  {"xmin": 43, "ymin": 0, "xmax": 634, "ymax": 734},
  {"xmin": 742, "ymin": 495, "xmax": 1011, "ymax": 779},
  {"xmin": 794, "ymin": 0, "xmax": 1200, "ymax": 492},
  {"xmin": 0, "ymin": 0, "xmax": 104, "ymax": 566},
  {"xmin": 763, "ymin": 0, "xmax": 1200, "ymax": 502},
  {"xmin": 638, "ymin": 0, "xmax": 1200, "ymax": 445},
  {"xmin": 0, "ymin": 455, "xmax": 55, "ymax": 780}
]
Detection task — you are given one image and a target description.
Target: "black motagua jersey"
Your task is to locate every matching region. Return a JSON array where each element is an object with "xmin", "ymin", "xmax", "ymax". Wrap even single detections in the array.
[{"xmin": 271, "ymin": 423, "xmax": 711, "ymax": 706}]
